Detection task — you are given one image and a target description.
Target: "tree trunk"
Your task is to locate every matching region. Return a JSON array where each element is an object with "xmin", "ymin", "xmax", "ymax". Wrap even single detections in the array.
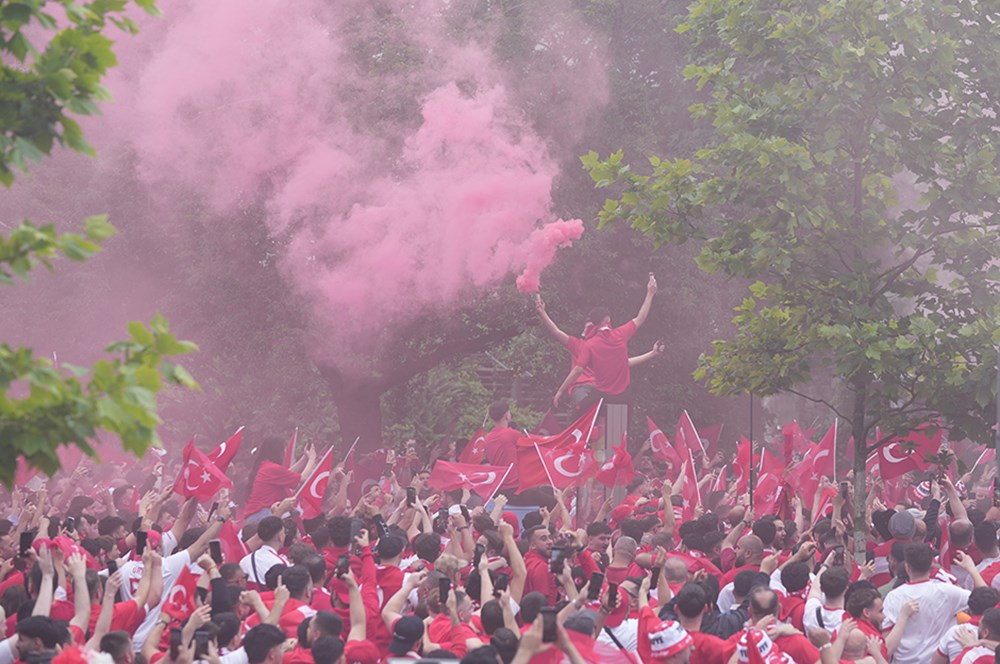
[
  {"xmin": 850, "ymin": 375, "xmax": 869, "ymax": 562},
  {"xmin": 318, "ymin": 364, "xmax": 385, "ymax": 453}
]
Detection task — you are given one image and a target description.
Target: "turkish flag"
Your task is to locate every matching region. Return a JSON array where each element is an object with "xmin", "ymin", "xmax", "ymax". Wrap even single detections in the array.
[
  {"xmin": 813, "ymin": 421, "xmax": 837, "ymax": 478},
  {"xmin": 711, "ymin": 466, "xmax": 728, "ymax": 494},
  {"xmin": 207, "ymin": 427, "xmax": 244, "ymax": 473},
  {"xmin": 733, "ymin": 436, "xmax": 758, "ymax": 494},
  {"xmin": 699, "ymin": 424, "xmax": 724, "ymax": 458},
  {"xmin": 217, "ymin": 519, "xmax": 249, "ymax": 563},
  {"xmin": 675, "ymin": 410, "xmax": 705, "ymax": 458},
  {"xmin": 459, "ymin": 429, "xmax": 487, "ymax": 464},
  {"xmin": 535, "ymin": 440, "xmax": 598, "ymax": 490},
  {"xmin": 811, "ymin": 487, "xmax": 837, "ymax": 524},
  {"xmin": 596, "ymin": 435, "xmax": 636, "ymax": 488},
  {"xmin": 172, "ymin": 439, "xmax": 233, "ymax": 502},
  {"xmin": 758, "ymin": 447, "xmax": 785, "ymax": 478},
  {"xmin": 296, "ymin": 446, "xmax": 335, "ymax": 519},
  {"xmin": 786, "ymin": 431, "xmax": 835, "ymax": 500},
  {"xmin": 283, "ymin": 428, "xmax": 298, "ymax": 468},
  {"xmin": 516, "ymin": 401, "xmax": 602, "ymax": 489},
  {"xmin": 647, "ymin": 417, "xmax": 683, "ymax": 472},
  {"xmin": 162, "ymin": 565, "xmax": 200, "ymax": 620},
  {"xmin": 753, "ymin": 473, "xmax": 784, "ymax": 515},
  {"xmin": 681, "ymin": 447, "xmax": 701, "ymax": 521},
  {"xmin": 427, "ymin": 461, "xmax": 511, "ymax": 499},
  {"xmin": 878, "ymin": 424, "xmax": 942, "ymax": 480}
]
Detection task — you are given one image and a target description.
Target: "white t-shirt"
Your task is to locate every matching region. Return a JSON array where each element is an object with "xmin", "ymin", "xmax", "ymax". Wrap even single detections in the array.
[
  {"xmin": 802, "ymin": 597, "xmax": 844, "ymax": 635},
  {"xmin": 953, "ymin": 644, "xmax": 995, "ymax": 664},
  {"xmin": 597, "ymin": 617, "xmax": 637, "ymax": 652},
  {"xmin": 240, "ymin": 545, "xmax": 287, "ymax": 586},
  {"xmin": 130, "ymin": 549, "xmax": 193, "ymax": 651},
  {"xmin": 937, "ymin": 623, "xmax": 978, "ymax": 662},
  {"xmin": 0, "ymin": 637, "xmax": 15, "ymax": 664},
  {"xmin": 882, "ymin": 579, "xmax": 971, "ymax": 664}
]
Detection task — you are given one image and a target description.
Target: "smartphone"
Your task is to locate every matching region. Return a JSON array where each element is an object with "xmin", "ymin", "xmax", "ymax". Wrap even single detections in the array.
[
  {"xmin": 588, "ymin": 572, "xmax": 604, "ymax": 600},
  {"xmin": 460, "ymin": 505, "xmax": 470, "ymax": 521},
  {"xmin": 107, "ymin": 560, "xmax": 118, "ymax": 574},
  {"xmin": 406, "ymin": 487, "xmax": 417, "ymax": 506},
  {"xmin": 438, "ymin": 508, "xmax": 449, "ymax": 522},
  {"xmin": 607, "ymin": 582, "xmax": 619, "ymax": 609},
  {"xmin": 495, "ymin": 572, "xmax": 510, "ymax": 592},
  {"xmin": 549, "ymin": 546, "xmax": 564, "ymax": 574},
  {"xmin": 208, "ymin": 502, "xmax": 219, "ymax": 520},
  {"xmin": 194, "ymin": 628, "xmax": 210, "ymax": 659},
  {"xmin": 439, "ymin": 577, "xmax": 451, "ymax": 602},
  {"xmin": 19, "ymin": 531, "xmax": 32, "ymax": 556},
  {"xmin": 135, "ymin": 530, "xmax": 148, "ymax": 556},
  {"xmin": 169, "ymin": 628, "xmax": 182, "ymax": 661},
  {"xmin": 839, "ymin": 482, "xmax": 849, "ymax": 501},
  {"xmin": 336, "ymin": 554, "xmax": 351, "ymax": 578},
  {"xmin": 832, "ymin": 545, "xmax": 845, "ymax": 565},
  {"xmin": 540, "ymin": 607, "xmax": 557, "ymax": 643},
  {"xmin": 64, "ymin": 516, "xmax": 76, "ymax": 532},
  {"xmin": 209, "ymin": 540, "xmax": 223, "ymax": 566},
  {"xmin": 473, "ymin": 543, "xmax": 485, "ymax": 569},
  {"xmin": 650, "ymin": 566, "xmax": 661, "ymax": 591}
]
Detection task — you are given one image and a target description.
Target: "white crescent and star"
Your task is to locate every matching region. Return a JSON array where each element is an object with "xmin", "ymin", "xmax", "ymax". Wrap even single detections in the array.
[
  {"xmin": 309, "ymin": 471, "xmax": 330, "ymax": 499},
  {"xmin": 553, "ymin": 451, "xmax": 588, "ymax": 478},
  {"xmin": 882, "ymin": 442, "xmax": 910, "ymax": 465},
  {"xmin": 458, "ymin": 472, "xmax": 498, "ymax": 486}
]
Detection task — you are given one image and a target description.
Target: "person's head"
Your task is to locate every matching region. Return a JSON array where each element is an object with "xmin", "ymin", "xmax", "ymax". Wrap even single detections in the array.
[
  {"xmin": 479, "ymin": 600, "xmax": 504, "ymax": 636},
  {"xmin": 244, "ymin": 624, "xmax": 289, "ymax": 664},
  {"xmin": 519, "ymin": 592, "xmax": 548, "ymax": 624},
  {"xmin": 490, "ymin": 629, "xmax": 519, "ymax": 664},
  {"xmin": 310, "ymin": 635, "xmax": 345, "ymax": 664},
  {"xmin": 903, "ymin": 542, "xmax": 934, "ymax": 579},
  {"xmin": 949, "ymin": 519, "xmax": 975, "ymax": 550},
  {"xmin": 976, "ymin": 521, "xmax": 1000, "ymax": 555},
  {"xmin": 16, "ymin": 616, "xmax": 61, "ymax": 655},
  {"xmin": 819, "ymin": 566, "xmax": 850, "ymax": 600},
  {"xmin": 99, "ymin": 631, "xmax": 133, "ymax": 664},
  {"xmin": 734, "ymin": 535, "xmax": 764, "ymax": 567},
  {"xmin": 845, "ymin": 587, "xmax": 884, "ymax": 627},
  {"xmin": 889, "ymin": 540, "xmax": 907, "ymax": 578},
  {"xmin": 214, "ymin": 613, "xmax": 242, "ymax": 652},
  {"xmin": 732, "ymin": 569, "xmax": 758, "ymax": 604},
  {"xmin": 263, "ymin": 564, "xmax": 288, "ymax": 591},
  {"xmin": 662, "ymin": 558, "xmax": 690, "ymax": 586},
  {"xmin": 308, "ymin": 611, "xmax": 344, "ymax": 645},
  {"xmin": 328, "ymin": 517, "xmax": 352, "ymax": 548},
  {"xmin": 841, "ymin": 627, "xmax": 870, "ymax": 660},
  {"xmin": 585, "ymin": 307, "xmax": 611, "ymax": 328},
  {"xmin": 412, "ymin": 533, "xmax": 442, "ymax": 564},
  {"xmin": 256, "ymin": 517, "xmax": 285, "ymax": 546},
  {"xmin": 969, "ymin": 587, "xmax": 1000, "ymax": 616},
  {"xmin": 388, "ymin": 616, "xmax": 424, "ymax": 656},
  {"xmin": 377, "ymin": 535, "xmax": 406, "ymax": 564},
  {"xmin": 220, "ymin": 562, "xmax": 247, "ymax": 588},
  {"xmin": 888, "ymin": 510, "xmax": 916, "ymax": 540},
  {"xmin": 461, "ymin": 646, "xmax": 500, "ymax": 664},
  {"xmin": 586, "ymin": 522, "xmax": 612, "ymax": 553},
  {"xmin": 524, "ymin": 526, "xmax": 552, "ymax": 557},
  {"xmin": 979, "ymin": 607, "xmax": 1000, "ymax": 641},
  {"xmin": 751, "ymin": 519, "xmax": 776, "ymax": 548},
  {"xmin": 773, "ymin": 519, "xmax": 787, "ymax": 548},
  {"xmin": 282, "ymin": 566, "xmax": 314, "ymax": 602},
  {"xmin": 97, "ymin": 516, "xmax": 126, "ymax": 539},
  {"xmin": 748, "ymin": 588, "xmax": 779, "ymax": 623},
  {"xmin": 563, "ymin": 610, "xmax": 597, "ymax": 637},
  {"xmin": 489, "ymin": 401, "xmax": 511, "ymax": 425},
  {"xmin": 674, "ymin": 584, "xmax": 708, "ymax": 620},
  {"xmin": 780, "ymin": 562, "xmax": 811, "ymax": 594},
  {"xmin": 612, "ymin": 536, "xmax": 638, "ymax": 564}
]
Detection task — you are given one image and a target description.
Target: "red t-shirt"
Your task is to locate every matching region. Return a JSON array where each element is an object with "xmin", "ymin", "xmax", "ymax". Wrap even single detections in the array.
[
  {"xmin": 427, "ymin": 613, "xmax": 477, "ymax": 657},
  {"xmin": 854, "ymin": 619, "xmax": 887, "ymax": 661},
  {"xmin": 523, "ymin": 549, "xmax": 558, "ymax": 606},
  {"xmin": 690, "ymin": 631, "xmax": 727, "ymax": 664},
  {"xmin": 245, "ymin": 461, "xmax": 301, "ymax": 516},
  {"xmin": 87, "ymin": 599, "xmax": 146, "ymax": 637},
  {"xmin": 483, "ymin": 427, "xmax": 521, "ymax": 488},
  {"xmin": 720, "ymin": 563, "xmax": 759, "ymax": 587},
  {"xmin": 564, "ymin": 337, "xmax": 596, "ymax": 392},
  {"xmin": 283, "ymin": 646, "xmax": 314, "ymax": 664},
  {"xmin": 573, "ymin": 321, "xmax": 637, "ymax": 395}
]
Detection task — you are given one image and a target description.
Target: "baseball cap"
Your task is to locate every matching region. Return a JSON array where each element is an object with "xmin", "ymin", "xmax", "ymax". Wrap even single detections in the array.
[
  {"xmin": 344, "ymin": 640, "xmax": 380, "ymax": 664},
  {"xmin": 388, "ymin": 616, "xmax": 424, "ymax": 655},
  {"xmin": 647, "ymin": 619, "xmax": 692, "ymax": 660}
]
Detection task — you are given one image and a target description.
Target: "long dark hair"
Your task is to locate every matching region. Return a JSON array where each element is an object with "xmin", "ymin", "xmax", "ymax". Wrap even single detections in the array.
[{"xmin": 241, "ymin": 435, "xmax": 287, "ymax": 503}]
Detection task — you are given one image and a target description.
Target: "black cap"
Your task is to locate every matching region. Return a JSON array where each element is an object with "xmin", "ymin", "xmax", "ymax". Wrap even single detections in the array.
[{"xmin": 388, "ymin": 616, "xmax": 424, "ymax": 655}]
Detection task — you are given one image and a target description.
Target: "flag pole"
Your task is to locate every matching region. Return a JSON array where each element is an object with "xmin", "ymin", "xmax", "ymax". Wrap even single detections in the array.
[
  {"xmin": 584, "ymin": 399, "xmax": 605, "ymax": 443},
  {"xmin": 534, "ymin": 442, "xmax": 558, "ymax": 489},
  {"xmin": 293, "ymin": 443, "xmax": 339, "ymax": 500},
  {"xmin": 343, "ymin": 436, "xmax": 361, "ymax": 466},
  {"xmin": 485, "ymin": 464, "xmax": 514, "ymax": 506},
  {"xmin": 749, "ymin": 391, "xmax": 756, "ymax": 513}
]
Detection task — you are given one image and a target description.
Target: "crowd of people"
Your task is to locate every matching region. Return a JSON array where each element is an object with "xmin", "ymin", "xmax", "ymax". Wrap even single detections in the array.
[{"xmin": 2, "ymin": 427, "xmax": 1000, "ymax": 664}]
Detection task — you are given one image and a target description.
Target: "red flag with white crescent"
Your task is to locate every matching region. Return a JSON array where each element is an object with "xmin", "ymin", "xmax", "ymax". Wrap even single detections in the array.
[
  {"xmin": 596, "ymin": 434, "xmax": 636, "ymax": 488},
  {"xmin": 516, "ymin": 401, "xmax": 602, "ymax": 491},
  {"xmin": 207, "ymin": 427, "xmax": 244, "ymax": 473},
  {"xmin": 537, "ymin": 440, "xmax": 598, "ymax": 490},
  {"xmin": 427, "ymin": 461, "xmax": 511, "ymax": 499},
  {"xmin": 647, "ymin": 417, "xmax": 683, "ymax": 472},
  {"xmin": 459, "ymin": 428, "xmax": 487, "ymax": 464},
  {"xmin": 681, "ymin": 446, "xmax": 701, "ymax": 522},
  {"xmin": 217, "ymin": 519, "xmax": 249, "ymax": 563},
  {"xmin": 296, "ymin": 446, "xmax": 335, "ymax": 519},
  {"xmin": 877, "ymin": 423, "xmax": 942, "ymax": 480},
  {"xmin": 162, "ymin": 565, "xmax": 199, "ymax": 620},
  {"xmin": 172, "ymin": 439, "xmax": 233, "ymax": 502},
  {"xmin": 675, "ymin": 410, "xmax": 706, "ymax": 458}
]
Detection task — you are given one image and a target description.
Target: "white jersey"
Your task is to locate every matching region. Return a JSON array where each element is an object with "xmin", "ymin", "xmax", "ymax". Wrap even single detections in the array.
[
  {"xmin": 130, "ymin": 549, "xmax": 193, "ymax": 651},
  {"xmin": 802, "ymin": 597, "xmax": 844, "ymax": 635},
  {"xmin": 882, "ymin": 579, "xmax": 970, "ymax": 664}
]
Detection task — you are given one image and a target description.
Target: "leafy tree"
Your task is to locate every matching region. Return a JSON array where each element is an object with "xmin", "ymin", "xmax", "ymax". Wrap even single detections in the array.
[
  {"xmin": 584, "ymin": 0, "xmax": 1000, "ymax": 552},
  {"xmin": 0, "ymin": 0, "xmax": 196, "ymax": 485}
]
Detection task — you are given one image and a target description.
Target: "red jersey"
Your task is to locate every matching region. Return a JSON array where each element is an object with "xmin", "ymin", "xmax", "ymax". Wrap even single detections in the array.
[
  {"xmin": 523, "ymin": 549, "xmax": 559, "ymax": 606},
  {"xmin": 245, "ymin": 461, "xmax": 301, "ymax": 516},
  {"xmin": 573, "ymin": 321, "xmax": 637, "ymax": 396},
  {"xmin": 483, "ymin": 427, "xmax": 521, "ymax": 488}
]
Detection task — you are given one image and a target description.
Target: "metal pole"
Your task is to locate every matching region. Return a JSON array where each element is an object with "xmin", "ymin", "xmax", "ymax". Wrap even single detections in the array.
[
  {"xmin": 749, "ymin": 391, "xmax": 756, "ymax": 512},
  {"xmin": 994, "ymin": 347, "xmax": 1000, "ymax": 480}
]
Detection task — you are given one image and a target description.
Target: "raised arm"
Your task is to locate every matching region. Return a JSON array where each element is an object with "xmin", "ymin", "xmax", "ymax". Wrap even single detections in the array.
[
  {"xmin": 553, "ymin": 366, "xmax": 585, "ymax": 407},
  {"xmin": 183, "ymin": 502, "xmax": 231, "ymax": 561},
  {"xmin": 32, "ymin": 546, "xmax": 55, "ymax": 617},
  {"xmin": 498, "ymin": 521, "xmax": 527, "ymax": 603},
  {"xmin": 630, "ymin": 274, "xmax": 657, "ymax": 329},
  {"xmin": 628, "ymin": 341, "xmax": 665, "ymax": 368},
  {"xmin": 535, "ymin": 295, "xmax": 570, "ymax": 346},
  {"xmin": 67, "ymin": 553, "xmax": 92, "ymax": 633},
  {"xmin": 382, "ymin": 572, "xmax": 427, "ymax": 629},
  {"xmin": 86, "ymin": 571, "xmax": 122, "ymax": 651}
]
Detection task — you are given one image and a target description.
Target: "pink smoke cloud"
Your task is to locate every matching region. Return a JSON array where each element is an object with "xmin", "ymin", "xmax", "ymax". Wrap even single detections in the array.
[{"xmin": 514, "ymin": 219, "xmax": 585, "ymax": 293}]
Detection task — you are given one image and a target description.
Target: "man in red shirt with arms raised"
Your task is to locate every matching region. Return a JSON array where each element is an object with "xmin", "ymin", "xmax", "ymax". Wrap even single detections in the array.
[{"xmin": 553, "ymin": 273, "xmax": 658, "ymax": 410}]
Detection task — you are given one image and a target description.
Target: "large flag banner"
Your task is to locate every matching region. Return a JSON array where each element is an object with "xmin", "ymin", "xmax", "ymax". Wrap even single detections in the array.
[
  {"xmin": 173, "ymin": 439, "xmax": 232, "ymax": 501},
  {"xmin": 516, "ymin": 401, "xmax": 602, "ymax": 491},
  {"xmin": 675, "ymin": 410, "xmax": 705, "ymax": 458},
  {"xmin": 296, "ymin": 446, "xmax": 335, "ymax": 519},
  {"xmin": 699, "ymin": 424, "xmax": 724, "ymax": 458},
  {"xmin": 596, "ymin": 435, "xmax": 636, "ymax": 488},
  {"xmin": 681, "ymin": 446, "xmax": 701, "ymax": 521},
  {"xmin": 878, "ymin": 423, "xmax": 943, "ymax": 480},
  {"xmin": 647, "ymin": 417, "xmax": 683, "ymax": 471},
  {"xmin": 534, "ymin": 440, "xmax": 598, "ymax": 490},
  {"xmin": 427, "ymin": 461, "xmax": 512, "ymax": 499},
  {"xmin": 217, "ymin": 519, "xmax": 249, "ymax": 563},
  {"xmin": 733, "ymin": 436, "xmax": 758, "ymax": 494},
  {"xmin": 207, "ymin": 427, "xmax": 244, "ymax": 473},
  {"xmin": 459, "ymin": 428, "xmax": 487, "ymax": 464}
]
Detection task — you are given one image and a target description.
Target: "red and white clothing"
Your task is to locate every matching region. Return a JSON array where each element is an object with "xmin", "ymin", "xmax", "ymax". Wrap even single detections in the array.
[
  {"xmin": 883, "ymin": 579, "xmax": 971, "ymax": 664},
  {"xmin": 244, "ymin": 597, "xmax": 316, "ymax": 638},
  {"xmin": 952, "ymin": 645, "xmax": 995, "ymax": 664},
  {"xmin": 938, "ymin": 623, "xmax": 981, "ymax": 662},
  {"xmin": 802, "ymin": 598, "xmax": 844, "ymax": 635}
]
